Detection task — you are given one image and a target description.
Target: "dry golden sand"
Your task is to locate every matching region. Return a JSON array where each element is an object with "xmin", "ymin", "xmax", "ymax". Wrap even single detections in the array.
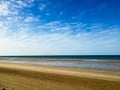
[{"xmin": 0, "ymin": 63, "xmax": 120, "ymax": 90}]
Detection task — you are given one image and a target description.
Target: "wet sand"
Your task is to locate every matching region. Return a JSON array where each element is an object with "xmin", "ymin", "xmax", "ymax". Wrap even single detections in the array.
[
  {"xmin": 0, "ymin": 62, "xmax": 120, "ymax": 90},
  {"xmin": 0, "ymin": 58, "xmax": 120, "ymax": 70}
]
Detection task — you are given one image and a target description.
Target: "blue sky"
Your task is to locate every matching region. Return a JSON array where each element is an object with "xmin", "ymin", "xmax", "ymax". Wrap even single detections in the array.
[{"xmin": 0, "ymin": 0, "xmax": 120, "ymax": 55}]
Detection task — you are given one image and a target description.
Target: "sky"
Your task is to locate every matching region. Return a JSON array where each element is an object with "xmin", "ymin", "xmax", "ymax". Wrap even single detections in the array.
[{"xmin": 0, "ymin": 0, "xmax": 120, "ymax": 55}]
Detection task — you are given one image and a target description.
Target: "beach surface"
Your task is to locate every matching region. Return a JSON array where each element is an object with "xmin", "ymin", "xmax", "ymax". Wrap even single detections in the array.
[{"xmin": 0, "ymin": 61, "xmax": 120, "ymax": 90}]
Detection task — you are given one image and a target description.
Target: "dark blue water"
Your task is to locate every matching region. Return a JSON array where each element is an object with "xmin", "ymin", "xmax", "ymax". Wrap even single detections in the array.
[{"xmin": 0, "ymin": 55, "xmax": 120, "ymax": 60}]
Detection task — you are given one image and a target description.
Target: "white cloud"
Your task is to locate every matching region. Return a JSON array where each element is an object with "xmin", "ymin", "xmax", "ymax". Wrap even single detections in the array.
[
  {"xmin": 0, "ymin": 1, "xmax": 11, "ymax": 16},
  {"xmin": 24, "ymin": 16, "xmax": 39, "ymax": 22},
  {"xmin": 0, "ymin": 0, "xmax": 35, "ymax": 16},
  {"xmin": 39, "ymin": 3, "xmax": 46, "ymax": 11},
  {"xmin": 0, "ymin": 0, "xmax": 120, "ymax": 55},
  {"xmin": 15, "ymin": 0, "xmax": 35, "ymax": 8},
  {"xmin": 0, "ymin": 18, "xmax": 120, "ymax": 55},
  {"xmin": 38, "ymin": 1, "xmax": 51, "ymax": 11}
]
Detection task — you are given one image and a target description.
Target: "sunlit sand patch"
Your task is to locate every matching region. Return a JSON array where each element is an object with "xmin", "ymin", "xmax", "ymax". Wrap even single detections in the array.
[{"xmin": 0, "ymin": 63, "xmax": 120, "ymax": 90}]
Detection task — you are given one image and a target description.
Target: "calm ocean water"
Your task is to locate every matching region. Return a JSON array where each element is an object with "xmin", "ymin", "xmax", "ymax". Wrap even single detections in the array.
[{"xmin": 0, "ymin": 55, "xmax": 120, "ymax": 60}]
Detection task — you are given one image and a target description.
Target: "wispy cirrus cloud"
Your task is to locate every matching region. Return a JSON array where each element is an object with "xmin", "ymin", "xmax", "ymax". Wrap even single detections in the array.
[
  {"xmin": 0, "ymin": 0, "xmax": 120, "ymax": 55},
  {"xmin": 0, "ymin": 16, "xmax": 120, "ymax": 55},
  {"xmin": 0, "ymin": 0, "xmax": 35, "ymax": 16}
]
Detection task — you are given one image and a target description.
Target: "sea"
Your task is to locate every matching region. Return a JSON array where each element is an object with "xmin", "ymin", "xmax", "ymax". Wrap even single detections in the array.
[
  {"xmin": 0, "ymin": 55, "xmax": 120, "ymax": 60},
  {"xmin": 0, "ymin": 55, "xmax": 120, "ymax": 70}
]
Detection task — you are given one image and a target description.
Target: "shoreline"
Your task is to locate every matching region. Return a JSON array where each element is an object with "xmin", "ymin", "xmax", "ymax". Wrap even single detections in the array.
[
  {"xmin": 0, "ymin": 58, "xmax": 120, "ymax": 71},
  {"xmin": 0, "ymin": 58, "xmax": 120, "ymax": 70}
]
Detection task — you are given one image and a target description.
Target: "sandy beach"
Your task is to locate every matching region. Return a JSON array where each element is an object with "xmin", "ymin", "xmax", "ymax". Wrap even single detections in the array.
[{"xmin": 0, "ymin": 62, "xmax": 120, "ymax": 90}]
